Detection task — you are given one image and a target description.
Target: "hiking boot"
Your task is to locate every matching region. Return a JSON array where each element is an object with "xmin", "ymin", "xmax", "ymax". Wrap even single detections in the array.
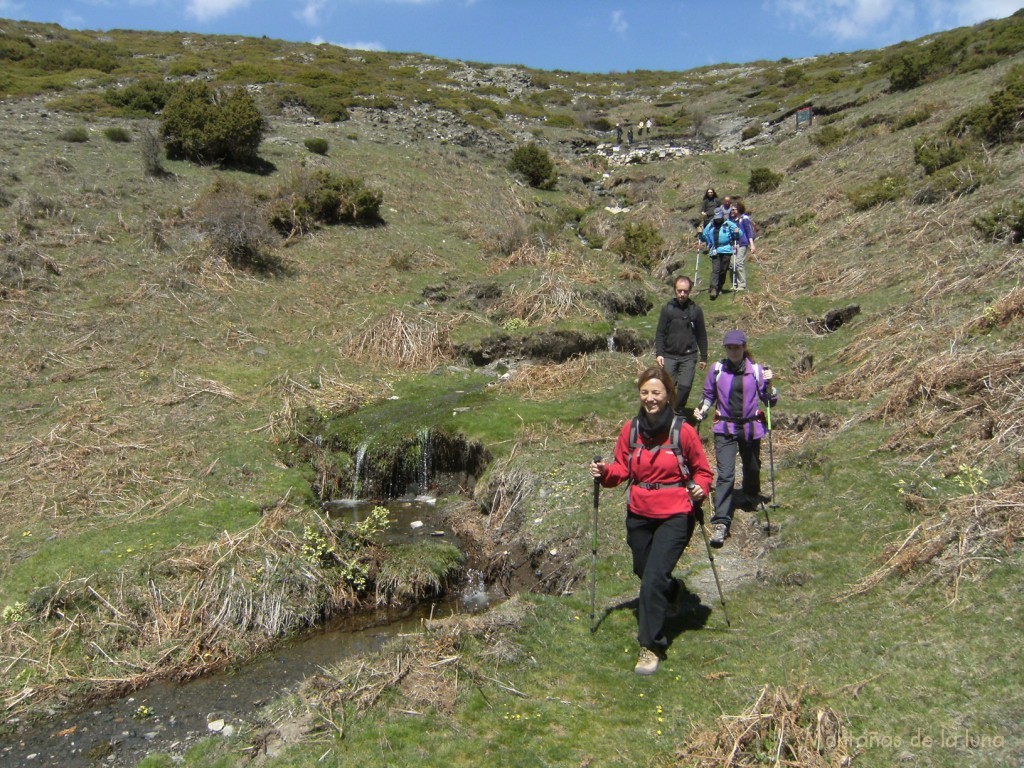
[
  {"xmin": 635, "ymin": 647, "xmax": 660, "ymax": 676},
  {"xmin": 709, "ymin": 289, "xmax": 718, "ymax": 300},
  {"xmin": 710, "ymin": 523, "xmax": 728, "ymax": 548}
]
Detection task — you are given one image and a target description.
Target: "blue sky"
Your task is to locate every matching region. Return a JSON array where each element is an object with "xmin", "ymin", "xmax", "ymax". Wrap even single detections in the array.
[{"xmin": 3, "ymin": 1, "xmax": 1021, "ymax": 73}]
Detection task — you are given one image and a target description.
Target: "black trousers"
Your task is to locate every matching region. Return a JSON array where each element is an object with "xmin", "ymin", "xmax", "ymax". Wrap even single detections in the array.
[{"xmin": 626, "ymin": 511, "xmax": 694, "ymax": 653}]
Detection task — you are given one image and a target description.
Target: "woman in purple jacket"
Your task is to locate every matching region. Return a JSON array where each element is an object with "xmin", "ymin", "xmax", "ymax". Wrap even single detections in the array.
[{"xmin": 695, "ymin": 330, "xmax": 778, "ymax": 547}]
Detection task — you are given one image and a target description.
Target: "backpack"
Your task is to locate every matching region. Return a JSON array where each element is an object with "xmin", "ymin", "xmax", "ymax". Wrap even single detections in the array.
[
  {"xmin": 626, "ymin": 414, "xmax": 693, "ymax": 491},
  {"xmin": 740, "ymin": 213, "xmax": 757, "ymax": 238},
  {"xmin": 709, "ymin": 360, "xmax": 768, "ymax": 424}
]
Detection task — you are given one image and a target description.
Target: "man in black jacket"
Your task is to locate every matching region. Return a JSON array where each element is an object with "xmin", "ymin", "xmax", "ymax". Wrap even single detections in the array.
[{"xmin": 655, "ymin": 275, "xmax": 708, "ymax": 416}]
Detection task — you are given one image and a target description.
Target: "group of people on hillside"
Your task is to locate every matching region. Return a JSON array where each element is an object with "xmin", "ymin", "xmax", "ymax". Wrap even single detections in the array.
[
  {"xmin": 699, "ymin": 187, "xmax": 757, "ymax": 299},
  {"xmin": 615, "ymin": 117, "xmax": 654, "ymax": 146},
  {"xmin": 589, "ymin": 187, "xmax": 776, "ymax": 674}
]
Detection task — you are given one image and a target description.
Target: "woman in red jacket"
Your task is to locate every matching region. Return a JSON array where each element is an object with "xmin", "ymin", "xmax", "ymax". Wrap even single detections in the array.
[{"xmin": 591, "ymin": 366, "xmax": 713, "ymax": 675}]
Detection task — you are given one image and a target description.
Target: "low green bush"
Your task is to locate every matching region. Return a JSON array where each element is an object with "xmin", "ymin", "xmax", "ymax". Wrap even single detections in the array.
[
  {"xmin": 973, "ymin": 199, "xmax": 1024, "ymax": 243},
  {"xmin": 60, "ymin": 126, "xmax": 89, "ymax": 143},
  {"xmin": 508, "ymin": 143, "xmax": 557, "ymax": 190},
  {"xmin": 617, "ymin": 220, "xmax": 664, "ymax": 269},
  {"xmin": 913, "ymin": 137, "xmax": 966, "ymax": 175},
  {"xmin": 741, "ymin": 124, "xmax": 762, "ymax": 141},
  {"xmin": 894, "ymin": 106, "xmax": 933, "ymax": 130},
  {"xmin": 809, "ymin": 124, "xmax": 845, "ymax": 149},
  {"xmin": 847, "ymin": 175, "xmax": 906, "ymax": 210},
  {"xmin": 304, "ymin": 137, "xmax": 329, "ymax": 155},
  {"xmin": 269, "ymin": 168, "xmax": 384, "ymax": 235},
  {"xmin": 103, "ymin": 79, "xmax": 175, "ymax": 116},
  {"xmin": 748, "ymin": 166, "xmax": 783, "ymax": 194},
  {"xmin": 103, "ymin": 126, "xmax": 131, "ymax": 143}
]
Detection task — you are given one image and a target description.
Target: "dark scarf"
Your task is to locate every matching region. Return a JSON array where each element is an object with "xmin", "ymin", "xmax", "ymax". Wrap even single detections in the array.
[{"xmin": 636, "ymin": 405, "xmax": 673, "ymax": 442}]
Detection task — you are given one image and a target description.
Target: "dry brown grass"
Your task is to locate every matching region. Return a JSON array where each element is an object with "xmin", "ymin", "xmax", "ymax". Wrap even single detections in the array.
[
  {"xmin": 838, "ymin": 482, "xmax": 1024, "ymax": 602},
  {"xmin": 302, "ymin": 596, "xmax": 532, "ymax": 722},
  {"xmin": 343, "ymin": 309, "xmax": 456, "ymax": 370},
  {"xmin": 0, "ymin": 504, "xmax": 366, "ymax": 716},
  {"xmin": 497, "ymin": 272, "xmax": 604, "ymax": 325},
  {"xmin": 672, "ymin": 684, "xmax": 852, "ymax": 768},
  {"xmin": 498, "ymin": 355, "xmax": 601, "ymax": 400}
]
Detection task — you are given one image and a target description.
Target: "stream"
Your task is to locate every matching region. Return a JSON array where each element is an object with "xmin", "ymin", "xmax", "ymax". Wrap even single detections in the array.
[{"xmin": 1, "ymin": 500, "xmax": 499, "ymax": 767}]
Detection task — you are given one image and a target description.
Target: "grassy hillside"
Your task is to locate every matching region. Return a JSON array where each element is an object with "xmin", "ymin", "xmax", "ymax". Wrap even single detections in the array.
[{"xmin": 1, "ymin": 12, "xmax": 1023, "ymax": 768}]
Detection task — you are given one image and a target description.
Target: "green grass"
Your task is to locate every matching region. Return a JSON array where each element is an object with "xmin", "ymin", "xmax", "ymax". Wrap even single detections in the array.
[{"xmin": 1, "ymin": 13, "xmax": 1023, "ymax": 768}]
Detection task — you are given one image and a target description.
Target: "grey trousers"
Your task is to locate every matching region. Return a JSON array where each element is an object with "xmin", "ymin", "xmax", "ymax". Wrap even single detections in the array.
[
  {"xmin": 662, "ymin": 353, "xmax": 699, "ymax": 414},
  {"xmin": 711, "ymin": 432, "xmax": 762, "ymax": 528}
]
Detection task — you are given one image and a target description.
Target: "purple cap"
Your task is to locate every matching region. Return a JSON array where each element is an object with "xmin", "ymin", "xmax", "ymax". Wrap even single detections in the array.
[{"xmin": 723, "ymin": 329, "xmax": 747, "ymax": 346}]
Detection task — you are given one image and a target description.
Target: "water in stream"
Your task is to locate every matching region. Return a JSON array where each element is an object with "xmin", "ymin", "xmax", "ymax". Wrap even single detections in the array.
[{"xmin": 1, "ymin": 500, "xmax": 499, "ymax": 767}]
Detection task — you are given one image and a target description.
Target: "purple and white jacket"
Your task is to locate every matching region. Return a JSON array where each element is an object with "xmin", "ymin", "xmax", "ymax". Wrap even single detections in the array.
[{"xmin": 700, "ymin": 358, "xmax": 778, "ymax": 440}]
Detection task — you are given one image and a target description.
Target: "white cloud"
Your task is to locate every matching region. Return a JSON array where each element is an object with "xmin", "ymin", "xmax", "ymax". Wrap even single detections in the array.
[
  {"xmin": 927, "ymin": 0, "xmax": 1022, "ymax": 27},
  {"xmin": 296, "ymin": 0, "xmax": 327, "ymax": 26},
  {"xmin": 313, "ymin": 37, "xmax": 387, "ymax": 52},
  {"xmin": 772, "ymin": 0, "xmax": 913, "ymax": 41},
  {"xmin": 611, "ymin": 10, "xmax": 628, "ymax": 35},
  {"xmin": 185, "ymin": 0, "xmax": 251, "ymax": 23}
]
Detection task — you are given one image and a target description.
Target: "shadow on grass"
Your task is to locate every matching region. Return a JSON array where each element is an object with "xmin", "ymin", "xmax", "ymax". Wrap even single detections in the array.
[{"xmin": 590, "ymin": 580, "xmax": 713, "ymax": 642}]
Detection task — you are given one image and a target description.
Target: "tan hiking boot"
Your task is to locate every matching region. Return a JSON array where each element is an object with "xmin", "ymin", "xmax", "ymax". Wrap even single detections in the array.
[{"xmin": 635, "ymin": 647, "xmax": 660, "ymax": 675}]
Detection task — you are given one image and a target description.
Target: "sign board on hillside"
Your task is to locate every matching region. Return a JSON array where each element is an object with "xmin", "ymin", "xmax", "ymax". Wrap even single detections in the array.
[{"xmin": 796, "ymin": 106, "xmax": 813, "ymax": 129}]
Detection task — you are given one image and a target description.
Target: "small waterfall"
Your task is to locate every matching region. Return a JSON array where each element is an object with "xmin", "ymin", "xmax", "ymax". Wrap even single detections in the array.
[
  {"xmin": 459, "ymin": 568, "xmax": 490, "ymax": 612},
  {"xmin": 351, "ymin": 442, "xmax": 368, "ymax": 501},
  {"xmin": 607, "ymin": 332, "xmax": 617, "ymax": 352},
  {"xmin": 417, "ymin": 426, "xmax": 432, "ymax": 495}
]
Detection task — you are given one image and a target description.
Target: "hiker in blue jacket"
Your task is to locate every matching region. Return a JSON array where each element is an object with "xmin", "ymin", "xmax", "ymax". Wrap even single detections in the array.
[
  {"xmin": 695, "ymin": 329, "xmax": 778, "ymax": 547},
  {"xmin": 701, "ymin": 207, "xmax": 741, "ymax": 300}
]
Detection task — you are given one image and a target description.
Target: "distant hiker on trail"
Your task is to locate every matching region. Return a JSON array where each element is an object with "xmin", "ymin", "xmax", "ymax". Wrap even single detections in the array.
[
  {"xmin": 616, "ymin": 122, "xmax": 623, "ymax": 145},
  {"xmin": 645, "ymin": 117, "xmax": 654, "ymax": 137},
  {"xmin": 732, "ymin": 201, "xmax": 756, "ymax": 292},
  {"xmin": 694, "ymin": 330, "xmax": 778, "ymax": 548},
  {"xmin": 701, "ymin": 206, "xmax": 741, "ymax": 300},
  {"xmin": 655, "ymin": 275, "xmax": 708, "ymax": 417},
  {"xmin": 637, "ymin": 118, "xmax": 645, "ymax": 139},
  {"xmin": 699, "ymin": 188, "xmax": 720, "ymax": 231},
  {"xmin": 591, "ymin": 367, "xmax": 712, "ymax": 675},
  {"xmin": 628, "ymin": 126, "xmax": 634, "ymax": 144}
]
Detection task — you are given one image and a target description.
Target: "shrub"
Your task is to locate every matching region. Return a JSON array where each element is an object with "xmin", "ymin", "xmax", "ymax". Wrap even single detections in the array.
[
  {"xmin": 617, "ymin": 221, "xmax": 664, "ymax": 269},
  {"xmin": 913, "ymin": 137, "xmax": 967, "ymax": 175},
  {"xmin": 160, "ymin": 82, "xmax": 266, "ymax": 165},
  {"xmin": 269, "ymin": 168, "xmax": 383, "ymax": 235},
  {"xmin": 894, "ymin": 106, "xmax": 932, "ymax": 130},
  {"xmin": 748, "ymin": 167, "xmax": 783, "ymax": 194},
  {"xmin": 191, "ymin": 178, "xmax": 279, "ymax": 271},
  {"xmin": 508, "ymin": 143, "xmax": 557, "ymax": 189},
  {"xmin": 911, "ymin": 163, "xmax": 984, "ymax": 205},
  {"xmin": 888, "ymin": 53, "xmax": 929, "ymax": 91},
  {"xmin": 973, "ymin": 199, "xmax": 1024, "ymax": 244},
  {"xmin": 60, "ymin": 127, "xmax": 89, "ymax": 143},
  {"xmin": 788, "ymin": 155, "xmax": 815, "ymax": 173},
  {"xmin": 809, "ymin": 124, "xmax": 845, "ymax": 149},
  {"xmin": 103, "ymin": 79, "xmax": 175, "ymax": 116},
  {"xmin": 947, "ymin": 65, "xmax": 1024, "ymax": 146},
  {"xmin": 304, "ymin": 137, "xmax": 329, "ymax": 155},
  {"xmin": 847, "ymin": 175, "xmax": 906, "ymax": 210},
  {"xmin": 741, "ymin": 124, "xmax": 762, "ymax": 141},
  {"xmin": 103, "ymin": 126, "xmax": 131, "ymax": 143},
  {"xmin": 139, "ymin": 128, "xmax": 165, "ymax": 177}
]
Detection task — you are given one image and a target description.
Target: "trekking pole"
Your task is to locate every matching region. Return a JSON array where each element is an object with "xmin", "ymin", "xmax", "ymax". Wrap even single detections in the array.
[
  {"xmin": 590, "ymin": 455, "xmax": 601, "ymax": 633},
  {"xmin": 694, "ymin": 503, "xmax": 730, "ymax": 627},
  {"xmin": 692, "ymin": 233, "xmax": 702, "ymax": 291},
  {"xmin": 763, "ymin": 399, "xmax": 778, "ymax": 535}
]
